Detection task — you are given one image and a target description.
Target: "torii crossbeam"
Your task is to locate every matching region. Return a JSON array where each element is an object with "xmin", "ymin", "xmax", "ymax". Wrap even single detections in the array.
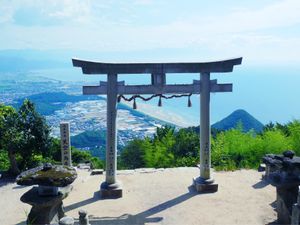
[{"xmin": 73, "ymin": 57, "xmax": 242, "ymax": 198}]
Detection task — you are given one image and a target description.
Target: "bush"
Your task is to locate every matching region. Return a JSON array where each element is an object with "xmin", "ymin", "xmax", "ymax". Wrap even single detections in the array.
[
  {"xmin": 288, "ymin": 120, "xmax": 300, "ymax": 154},
  {"xmin": 120, "ymin": 139, "xmax": 147, "ymax": 169},
  {"xmin": 72, "ymin": 148, "xmax": 92, "ymax": 165},
  {"xmin": 0, "ymin": 151, "xmax": 9, "ymax": 171},
  {"xmin": 90, "ymin": 157, "xmax": 104, "ymax": 169}
]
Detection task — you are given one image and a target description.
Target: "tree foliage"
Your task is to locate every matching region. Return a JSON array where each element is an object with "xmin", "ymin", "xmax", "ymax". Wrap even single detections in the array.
[
  {"xmin": 0, "ymin": 104, "xmax": 22, "ymax": 174},
  {"xmin": 120, "ymin": 126, "xmax": 200, "ymax": 169},
  {"xmin": 2, "ymin": 99, "xmax": 300, "ymax": 174},
  {"xmin": 120, "ymin": 120, "xmax": 300, "ymax": 171},
  {"xmin": 0, "ymin": 101, "xmax": 105, "ymax": 175},
  {"xmin": 0, "ymin": 100, "xmax": 52, "ymax": 175},
  {"xmin": 17, "ymin": 100, "xmax": 52, "ymax": 169}
]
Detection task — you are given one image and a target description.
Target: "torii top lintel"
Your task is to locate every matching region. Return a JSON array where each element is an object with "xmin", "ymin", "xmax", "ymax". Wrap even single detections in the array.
[{"xmin": 72, "ymin": 57, "xmax": 242, "ymax": 75}]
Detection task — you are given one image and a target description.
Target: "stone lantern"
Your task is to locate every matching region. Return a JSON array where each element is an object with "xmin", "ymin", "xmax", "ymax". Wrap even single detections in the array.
[{"xmin": 17, "ymin": 163, "xmax": 77, "ymax": 225}]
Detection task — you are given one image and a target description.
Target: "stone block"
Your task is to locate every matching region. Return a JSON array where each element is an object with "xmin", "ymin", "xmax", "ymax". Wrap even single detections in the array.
[
  {"xmin": 135, "ymin": 168, "xmax": 156, "ymax": 173},
  {"xmin": 193, "ymin": 177, "xmax": 218, "ymax": 193},
  {"xmin": 258, "ymin": 163, "xmax": 266, "ymax": 172},
  {"xmin": 100, "ymin": 187, "xmax": 123, "ymax": 198},
  {"xmin": 77, "ymin": 163, "xmax": 91, "ymax": 170},
  {"xmin": 90, "ymin": 169, "xmax": 104, "ymax": 175},
  {"xmin": 38, "ymin": 186, "xmax": 59, "ymax": 196},
  {"xmin": 276, "ymin": 185, "xmax": 298, "ymax": 224},
  {"xmin": 291, "ymin": 204, "xmax": 300, "ymax": 225},
  {"xmin": 59, "ymin": 216, "xmax": 74, "ymax": 225},
  {"xmin": 117, "ymin": 170, "xmax": 134, "ymax": 175},
  {"xmin": 100, "ymin": 181, "xmax": 123, "ymax": 198}
]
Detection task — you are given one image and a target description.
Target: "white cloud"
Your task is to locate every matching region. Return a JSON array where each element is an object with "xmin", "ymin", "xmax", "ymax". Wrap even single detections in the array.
[
  {"xmin": 47, "ymin": 0, "xmax": 92, "ymax": 23},
  {"xmin": 0, "ymin": 0, "xmax": 299, "ymax": 64},
  {"xmin": 0, "ymin": 1, "xmax": 15, "ymax": 23},
  {"xmin": 133, "ymin": 0, "xmax": 153, "ymax": 6},
  {"xmin": 0, "ymin": 0, "xmax": 94, "ymax": 25}
]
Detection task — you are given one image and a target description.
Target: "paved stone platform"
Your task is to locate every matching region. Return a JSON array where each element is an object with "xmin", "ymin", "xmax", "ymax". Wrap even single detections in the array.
[{"xmin": 0, "ymin": 167, "xmax": 277, "ymax": 225}]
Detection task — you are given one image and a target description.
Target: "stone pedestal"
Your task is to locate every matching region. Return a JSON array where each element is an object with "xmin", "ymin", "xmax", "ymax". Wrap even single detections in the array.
[
  {"xmin": 38, "ymin": 185, "xmax": 59, "ymax": 196},
  {"xmin": 276, "ymin": 185, "xmax": 298, "ymax": 224},
  {"xmin": 262, "ymin": 151, "xmax": 300, "ymax": 224},
  {"xmin": 17, "ymin": 164, "xmax": 77, "ymax": 225},
  {"xmin": 193, "ymin": 177, "xmax": 218, "ymax": 193},
  {"xmin": 79, "ymin": 209, "xmax": 90, "ymax": 225},
  {"xmin": 21, "ymin": 187, "xmax": 70, "ymax": 225},
  {"xmin": 100, "ymin": 181, "xmax": 122, "ymax": 198}
]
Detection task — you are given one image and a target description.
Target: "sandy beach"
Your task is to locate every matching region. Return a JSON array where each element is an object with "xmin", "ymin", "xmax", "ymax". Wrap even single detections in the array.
[{"xmin": 0, "ymin": 168, "xmax": 277, "ymax": 225}]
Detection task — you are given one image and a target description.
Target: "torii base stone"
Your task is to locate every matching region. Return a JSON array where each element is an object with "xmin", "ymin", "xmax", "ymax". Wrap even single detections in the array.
[
  {"xmin": 193, "ymin": 177, "xmax": 218, "ymax": 193},
  {"xmin": 100, "ymin": 181, "xmax": 123, "ymax": 198}
]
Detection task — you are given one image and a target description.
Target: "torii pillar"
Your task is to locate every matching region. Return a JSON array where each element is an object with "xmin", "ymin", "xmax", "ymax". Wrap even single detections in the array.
[
  {"xmin": 72, "ymin": 57, "xmax": 242, "ymax": 197},
  {"xmin": 101, "ymin": 73, "xmax": 122, "ymax": 197},
  {"xmin": 193, "ymin": 72, "xmax": 216, "ymax": 192}
]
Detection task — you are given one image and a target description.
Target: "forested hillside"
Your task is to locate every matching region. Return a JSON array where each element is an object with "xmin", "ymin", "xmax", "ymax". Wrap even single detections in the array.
[
  {"xmin": 119, "ymin": 121, "xmax": 300, "ymax": 170},
  {"xmin": 1, "ymin": 100, "xmax": 300, "ymax": 176}
]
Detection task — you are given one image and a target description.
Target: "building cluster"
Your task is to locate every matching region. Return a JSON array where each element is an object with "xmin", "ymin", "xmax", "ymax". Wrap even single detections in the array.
[{"xmin": 47, "ymin": 100, "xmax": 162, "ymax": 146}]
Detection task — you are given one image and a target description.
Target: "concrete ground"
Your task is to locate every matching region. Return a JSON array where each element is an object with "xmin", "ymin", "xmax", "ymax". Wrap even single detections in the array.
[{"xmin": 0, "ymin": 168, "xmax": 277, "ymax": 225}]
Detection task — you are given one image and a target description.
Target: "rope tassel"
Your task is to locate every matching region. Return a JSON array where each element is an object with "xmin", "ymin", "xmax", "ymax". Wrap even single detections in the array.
[
  {"xmin": 117, "ymin": 95, "xmax": 121, "ymax": 103},
  {"xmin": 158, "ymin": 95, "xmax": 162, "ymax": 107},
  {"xmin": 188, "ymin": 95, "xmax": 192, "ymax": 107},
  {"xmin": 133, "ymin": 98, "xmax": 137, "ymax": 109}
]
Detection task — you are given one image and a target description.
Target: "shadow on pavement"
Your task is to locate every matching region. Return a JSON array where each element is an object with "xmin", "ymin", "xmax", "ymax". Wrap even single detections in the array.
[
  {"xmin": 70, "ymin": 185, "xmax": 199, "ymax": 225},
  {"xmin": 252, "ymin": 179, "xmax": 269, "ymax": 189}
]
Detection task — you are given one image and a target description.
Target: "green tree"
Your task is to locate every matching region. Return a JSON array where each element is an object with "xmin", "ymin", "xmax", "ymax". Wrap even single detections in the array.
[
  {"xmin": 145, "ymin": 127, "xmax": 175, "ymax": 168},
  {"xmin": 48, "ymin": 138, "xmax": 61, "ymax": 162},
  {"xmin": 72, "ymin": 148, "xmax": 92, "ymax": 164},
  {"xmin": 288, "ymin": 120, "xmax": 300, "ymax": 154},
  {"xmin": 0, "ymin": 151, "xmax": 9, "ymax": 171},
  {"xmin": 17, "ymin": 100, "xmax": 52, "ymax": 170},
  {"xmin": 90, "ymin": 157, "xmax": 104, "ymax": 169},
  {"xmin": 0, "ymin": 100, "xmax": 52, "ymax": 175},
  {"xmin": 121, "ymin": 139, "xmax": 148, "ymax": 169},
  {"xmin": 0, "ymin": 104, "xmax": 21, "ymax": 175},
  {"xmin": 172, "ymin": 129, "xmax": 199, "ymax": 158},
  {"xmin": 263, "ymin": 122, "xmax": 275, "ymax": 132},
  {"xmin": 153, "ymin": 126, "xmax": 175, "ymax": 142}
]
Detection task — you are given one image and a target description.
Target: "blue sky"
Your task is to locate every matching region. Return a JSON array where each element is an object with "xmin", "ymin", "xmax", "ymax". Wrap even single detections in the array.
[
  {"xmin": 1, "ymin": 0, "xmax": 300, "ymax": 65},
  {"xmin": 1, "ymin": 0, "xmax": 300, "ymax": 125}
]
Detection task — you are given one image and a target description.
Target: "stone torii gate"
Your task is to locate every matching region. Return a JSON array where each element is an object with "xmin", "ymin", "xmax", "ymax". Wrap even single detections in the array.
[{"xmin": 73, "ymin": 57, "xmax": 242, "ymax": 198}]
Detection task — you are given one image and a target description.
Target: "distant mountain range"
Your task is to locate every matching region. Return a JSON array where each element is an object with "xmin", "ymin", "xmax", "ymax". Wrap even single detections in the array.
[
  {"xmin": 0, "ymin": 49, "xmax": 69, "ymax": 72},
  {"xmin": 212, "ymin": 109, "xmax": 264, "ymax": 133},
  {"xmin": 13, "ymin": 92, "xmax": 103, "ymax": 115}
]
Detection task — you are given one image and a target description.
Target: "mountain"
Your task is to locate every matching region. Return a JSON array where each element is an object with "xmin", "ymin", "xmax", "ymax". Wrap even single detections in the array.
[
  {"xmin": 71, "ymin": 130, "xmax": 106, "ymax": 148},
  {"xmin": 212, "ymin": 109, "xmax": 264, "ymax": 133},
  {"xmin": 13, "ymin": 92, "xmax": 103, "ymax": 115},
  {"xmin": 0, "ymin": 49, "xmax": 69, "ymax": 72}
]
